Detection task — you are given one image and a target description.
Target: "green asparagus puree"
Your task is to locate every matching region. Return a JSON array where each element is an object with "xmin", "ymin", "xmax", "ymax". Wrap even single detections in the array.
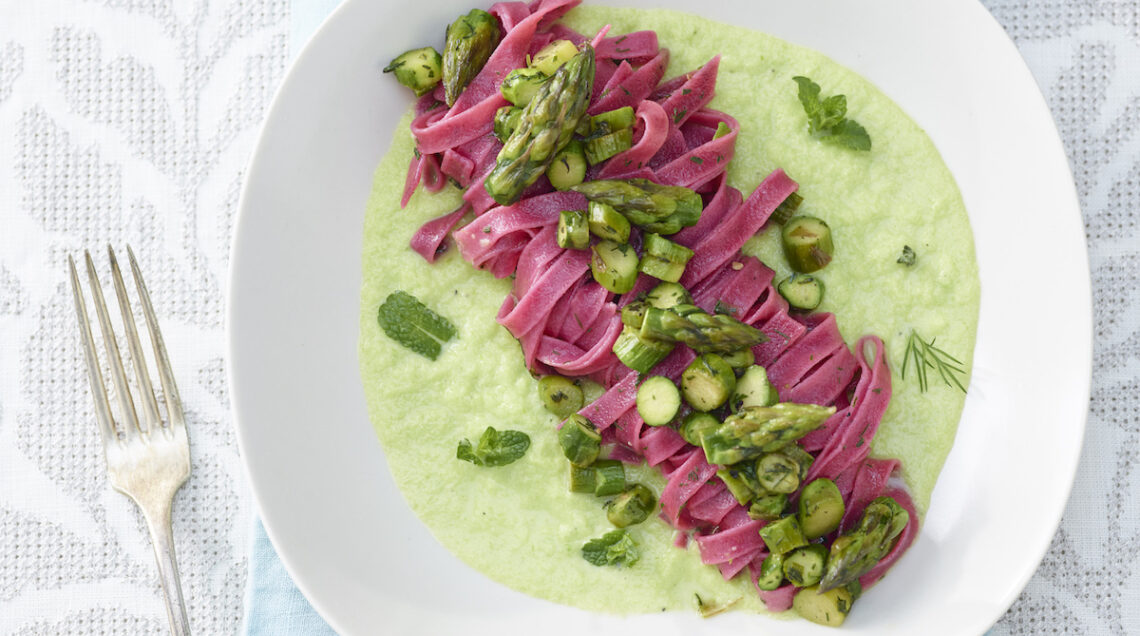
[{"xmin": 359, "ymin": 5, "xmax": 978, "ymax": 618}]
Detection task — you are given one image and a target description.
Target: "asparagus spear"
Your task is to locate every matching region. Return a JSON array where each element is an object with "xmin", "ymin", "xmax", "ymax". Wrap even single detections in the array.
[
  {"xmin": 571, "ymin": 179, "xmax": 702, "ymax": 234},
  {"xmin": 442, "ymin": 9, "xmax": 501, "ymax": 106},
  {"xmin": 640, "ymin": 304, "xmax": 767, "ymax": 354},
  {"xmin": 819, "ymin": 496, "xmax": 910, "ymax": 592},
  {"xmin": 700, "ymin": 403, "xmax": 834, "ymax": 465},
  {"xmin": 484, "ymin": 45, "xmax": 596, "ymax": 205}
]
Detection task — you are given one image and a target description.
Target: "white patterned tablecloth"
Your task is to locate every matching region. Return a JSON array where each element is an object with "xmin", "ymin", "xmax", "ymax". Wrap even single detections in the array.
[{"xmin": 0, "ymin": 1, "xmax": 1136, "ymax": 634}]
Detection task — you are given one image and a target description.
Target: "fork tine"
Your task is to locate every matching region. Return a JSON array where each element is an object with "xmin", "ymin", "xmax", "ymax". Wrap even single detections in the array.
[
  {"xmin": 69, "ymin": 256, "xmax": 119, "ymax": 444},
  {"xmin": 84, "ymin": 250, "xmax": 143, "ymax": 439},
  {"xmin": 108, "ymin": 245, "xmax": 162, "ymax": 435},
  {"xmin": 126, "ymin": 245, "xmax": 185, "ymax": 431}
]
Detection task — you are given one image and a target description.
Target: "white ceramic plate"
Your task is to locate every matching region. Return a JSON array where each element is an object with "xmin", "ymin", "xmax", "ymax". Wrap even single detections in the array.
[{"xmin": 228, "ymin": 1, "xmax": 1091, "ymax": 634}]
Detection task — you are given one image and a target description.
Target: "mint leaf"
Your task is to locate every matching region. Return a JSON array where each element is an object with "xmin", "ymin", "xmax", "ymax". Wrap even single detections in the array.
[
  {"xmin": 581, "ymin": 529, "xmax": 640, "ymax": 567},
  {"xmin": 456, "ymin": 426, "xmax": 530, "ymax": 467},
  {"xmin": 377, "ymin": 290, "xmax": 457, "ymax": 360},
  {"xmin": 792, "ymin": 76, "xmax": 871, "ymax": 152}
]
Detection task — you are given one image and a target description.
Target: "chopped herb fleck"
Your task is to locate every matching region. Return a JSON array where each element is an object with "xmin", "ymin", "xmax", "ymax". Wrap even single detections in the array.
[{"xmin": 690, "ymin": 156, "xmax": 704, "ymax": 164}]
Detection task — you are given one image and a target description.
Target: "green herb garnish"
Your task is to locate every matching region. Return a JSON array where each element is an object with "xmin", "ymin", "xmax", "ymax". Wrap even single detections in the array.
[
  {"xmin": 581, "ymin": 529, "xmax": 640, "ymax": 567},
  {"xmin": 792, "ymin": 76, "xmax": 871, "ymax": 151},
  {"xmin": 897, "ymin": 245, "xmax": 916, "ymax": 266},
  {"xmin": 901, "ymin": 329, "xmax": 967, "ymax": 393},
  {"xmin": 456, "ymin": 426, "xmax": 530, "ymax": 467},
  {"xmin": 377, "ymin": 290, "xmax": 457, "ymax": 360}
]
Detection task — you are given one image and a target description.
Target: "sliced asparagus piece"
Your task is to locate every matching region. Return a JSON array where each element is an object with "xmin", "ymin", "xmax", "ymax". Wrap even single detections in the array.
[
  {"xmin": 639, "ymin": 233, "xmax": 694, "ymax": 283},
  {"xmin": 538, "ymin": 374, "xmax": 584, "ymax": 418},
  {"xmin": 592, "ymin": 459, "xmax": 626, "ymax": 497},
  {"xmin": 571, "ymin": 178, "xmax": 702, "ymax": 235},
  {"xmin": 493, "ymin": 105, "xmax": 523, "ymax": 142},
  {"xmin": 590, "ymin": 239, "xmax": 639, "ymax": 294},
  {"xmin": 792, "ymin": 584, "xmax": 857, "ymax": 627},
  {"xmin": 798, "ymin": 478, "xmax": 845, "ymax": 540},
  {"xmin": 700, "ymin": 403, "xmax": 834, "ymax": 465},
  {"xmin": 778, "ymin": 273, "xmax": 825, "ymax": 311},
  {"xmin": 755, "ymin": 552, "xmax": 786, "ymax": 591},
  {"xmin": 640, "ymin": 305, "xmax": 766, "ymax": 354},
  {"xmin": 769, "ymin": 191, "xmax": 803, "ymax": 225},
  {"xmin": 547, "ymin": 140, "xmax": 587, "ymax": 191},
  {"xmin": 569, "ymin": 464, "xmax": 596, "ymax": 493},
  {"xmin": 500, "ymin": 67, "xmax": 549, "ymax": 106},
  {"xmin": 783, "ymin": 544, "xmax": 828, "ymax": 587},
  {"xmin": 756, "ymin": 452, "xmax": 801, "ymax": 494},
  {"xmin": 612, "ymin": 325, "xmax": 674, "ymax": 373},
  {"xmin": 383, "ymin": 47, "xmax": 443, "ymax": 96},
  {"xmin": 636, "ymin": 375, "xmax": 681, "ymax": 426},
  {"xmin": 681, "ymin": 353, "xmax": 736, "ymax": 412},
  {"xmin": 758, "ymin": 515, "xmax": 808, "ymax": 555},
  {"xmin": 645, "ymin": 281, "xmax": 692, "ymax": 309},
  {"xmin": 748, "ymin": 494, "xmax": 788, "ymax": 521},
  {"xmin": 584, "ymin": 127, "xmax": 633, "ymax": 165},
  {"xmin": 606, "ymin": 483, "xmax": 657, "ymax": 528},
  {"xmin": 782, "ymin": 215, "xmax": 834, "ymax": 273},
  {"xmin": 730, "ymin": 364, "xmax": 778, "ymax": 411},
  {"xmin": 442, "ymin": 9, "xmax": 500, "ymax": 106},
  {"xmin": 587, "ymin": 201, "xmax": 631, "ymax": 243},
  {"xmin": 556, "ymin": 209, "xmax": 589, "ymax": 250},
  {"xmin": 558, "ymin": 414, "xmax": 601, "ymax": 467},
  {"xmin": 680, "ymin": 411, "xmax": 719, "ymax": 446},
  {"xmin": 819, "ymin": 496, "xmax": 909, "ymax": 592},
  {"xmin": 531, "ymin": 39, "xmax": 579, "ymax": 76}
]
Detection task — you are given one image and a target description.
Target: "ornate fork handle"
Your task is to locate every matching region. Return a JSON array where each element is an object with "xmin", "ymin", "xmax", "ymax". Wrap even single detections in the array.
[{"xmin": 136, "ymin": 490, "xmax": 191, "ymax": 636}]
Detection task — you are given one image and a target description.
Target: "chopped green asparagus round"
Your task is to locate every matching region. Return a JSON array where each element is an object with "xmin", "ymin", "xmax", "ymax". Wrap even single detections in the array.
[
  {"xmin": 730, "ymin": 364, "xmax": 778, "ymax": 411},
  {"xmin": 500, "ymin": 67, "xmax": 549, "ymax": 106},
  {"xmin": 547, "ymin": 140, "xmax": 587, "ymax": 191},
  {"xmin": 558, "ymin": 414, "xmax": 601, "ymax": 467},
  {"xmin": 587, "ymin": 201, "xmax": 631, "ymax": 242},
  {"xmin": 755, "ymin": 552, "xmax": 786, "ymax": 591},
  {"xmin": 639, "ymin": 233, "xmax": 694, "ymax": 283},
  {"xmin": 645, "ymin": 281, "xmax": 693, "ymax": 309},
  {"xmin": 590, "ymin": 239, "xmax": 639, "ymax": 294},
  {"xmin": 783, "ymin": 544, "xmax": 829, "ymax": 587},
  {"xmin": 792, "ymin": 584, "xmax": 856, "ymax": 627},
  {"xmin": 636, "ymin": 375, "xmax": 682, "ymax": 426},
  {"xmin": 759, "ymin": 515, "xmax": 809, "ymax": 555},
  {"xmin": 538, "ymin": 374, "xmax": 584, "ymax": 418},
  {"xmin": 781, "ymin": 443, "xmax": 815, "ymax": 481},
  {"xmin": 748, "ymin": 494, "xmax": 789, "ymax": 521},
  {"xmin": 556, "ymin": 209, "xmax": 589, "ymax": 250},
  {"xmin": 383, "ymin": 47, "xmax": 443, "ymax": 97},
  {"xmin": 680, "ymin": 411, "xmax": 719, "ymax": 446},
  {"xmin": 620, "ymin": 301, "xmax": 649, "ymax": 329},
  {"xmin": 778, "ymin": 273, "xmax": 825, "ymax": 311},
  {"xmin": 700, "ymin": 403, "xmax": 834, "ymax": 465},
  {"xmin": 716, "ymin": 468, "xmax": 757, "ymax": 505},
  {"xmin": 592, "ymin": 459, "xmax": 626, "ymax": 497},
  {"xmin": 493, "ymin": 105, "xmax": 523, "ymax": 143},
  {"xmin": 584, "ymin": 127, "xmax": 633, "ymax": 165},
  {"xmin": 590, "ymin": 106, "xmax": 636, "ymax": 132},
  {"xmin": 442, "ymin": 9, "xmax": 500, "ymax": 106},
  {"xmin": 721, "ymin": 347, "xmax": 755, "ymax": 369},
  {"xmin": 530, "ymin": 39, "xmax": 579, "ymax": 76},
  {"xmin": 486, "ymin": 46, "xmax": 595, "ymax": 205},
  {"xmin": 681, "ymin": 353, "xmax": 736, "ymax": 412},
  {"xmin": 606, "ymin": 483, "xmax": 657, "ymax": 528},
  {"xmin": 798, "ymin": 478, "xmax": 845, "ymax": 539},
  {"xmin": 782, "ymin": 215, "xmax": 834, "ymax": 273},
  {"xmin": 569, "ymin": 464, "xmax": 596, "ymax": 493},
  {"xmin": 612, "ymin": 325, "xmax": 674, "ymax": 373},
  {"xmin": 756, "ymin": 453, "xmax": 801, "ymax": 494}
]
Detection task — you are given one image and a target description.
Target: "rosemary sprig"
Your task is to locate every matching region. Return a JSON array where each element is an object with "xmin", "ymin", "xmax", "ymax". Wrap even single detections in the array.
[{"xmin": 901, "ymin": 330, "xmax": 967, "ymax": 393}]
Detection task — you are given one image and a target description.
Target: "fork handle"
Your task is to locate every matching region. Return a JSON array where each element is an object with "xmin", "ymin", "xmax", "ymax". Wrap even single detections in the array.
[{"xmin": 140, "ymin": 497, "xmax": 192, "ymax": 636}]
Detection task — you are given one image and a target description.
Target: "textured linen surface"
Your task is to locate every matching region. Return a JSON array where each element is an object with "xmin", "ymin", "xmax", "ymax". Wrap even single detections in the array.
[{"xmin": 0, "ymin": 1, "xmax": 1136, "ymax": 635}]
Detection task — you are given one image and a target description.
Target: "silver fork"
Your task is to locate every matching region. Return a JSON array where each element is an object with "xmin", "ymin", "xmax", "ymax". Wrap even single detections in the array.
[{"xmin": 68, "ymin": 246, "xmax": 192, "ymax": 636}]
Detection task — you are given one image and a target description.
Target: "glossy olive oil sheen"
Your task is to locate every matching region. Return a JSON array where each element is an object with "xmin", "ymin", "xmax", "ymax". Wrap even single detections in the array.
[{"xmin": 359, "ymin": 6, "xmax": 979, "ymax": 615}]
